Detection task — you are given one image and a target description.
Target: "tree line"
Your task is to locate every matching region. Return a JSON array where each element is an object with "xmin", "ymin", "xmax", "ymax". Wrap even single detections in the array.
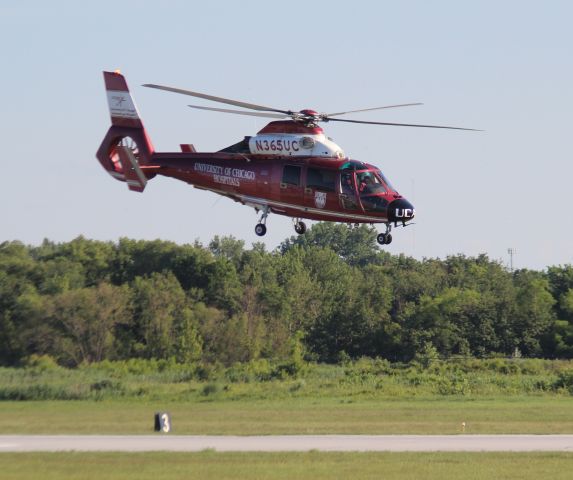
[{"xmin": 1, "ymin": 223, "xmax": 573, "ymax": 367}]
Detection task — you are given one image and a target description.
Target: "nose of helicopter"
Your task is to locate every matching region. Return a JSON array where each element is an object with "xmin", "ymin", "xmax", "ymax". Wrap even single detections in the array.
[{"xmin": 388, "ymin": 198, "xmax": 415, "ymax": 223}]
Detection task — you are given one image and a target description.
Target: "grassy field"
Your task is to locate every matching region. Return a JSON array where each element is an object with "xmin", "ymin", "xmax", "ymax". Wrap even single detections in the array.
[
  {"xmin": 2, "ymin": 360, "xmax": 572, "ymax": 479},
  {"xmin": 1, "ymin": 358, "xmax": 572, "ymax": 435},
  {"xmin": 1, "ymin": 452, "xmax": 573, "ymax": 480},
  {"xmin": 1, "ymin": 396, "xmax": 572, "ymax": 435}
]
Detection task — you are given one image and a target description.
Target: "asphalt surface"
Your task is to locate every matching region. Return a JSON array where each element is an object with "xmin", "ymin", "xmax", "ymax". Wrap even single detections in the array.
[{"xmin": 1, "ymin": 435, "xmax": 573, "ymax": 452}]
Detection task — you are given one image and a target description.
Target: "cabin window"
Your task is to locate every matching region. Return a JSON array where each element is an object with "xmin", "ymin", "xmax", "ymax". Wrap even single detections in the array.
[
  {"xmin": 307, "ymin": 167, "xmax": 336, "ymax": 192},
  {"xmin": 282, "ymin": 165, "xmax": 301, "ymax": 186}
]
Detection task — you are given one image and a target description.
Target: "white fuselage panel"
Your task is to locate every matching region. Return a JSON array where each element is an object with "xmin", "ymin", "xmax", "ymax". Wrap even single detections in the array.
[{"xmin": 248, "ymin": 133, "xmax": 344, "ymax": 158}]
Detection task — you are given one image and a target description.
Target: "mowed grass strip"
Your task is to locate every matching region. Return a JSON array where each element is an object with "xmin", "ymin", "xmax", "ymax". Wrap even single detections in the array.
[
  {"xmin": 1, "ymin": 452, "xmax": 573, "ymax": 480},
  {"xmin": 1, "ymin": 397, "xmax": 573, "ymax": 434}
]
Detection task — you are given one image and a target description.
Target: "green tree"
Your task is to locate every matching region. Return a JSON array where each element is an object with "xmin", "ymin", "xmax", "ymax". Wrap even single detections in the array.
[
  {"xmin": 0, "ymin": 242, "xmax": 41, "ymax": 364},
  {"xmin": 512, "ymin": 272, "xmax": 555, "ymax": 355},
  {"xmin": 281, "ymin": 223, "xmax": 381, "ymax": 266},
  {"xmin": 173, "ymin": 306, "xmax": 203, "ymax": 363},
  {"xmin": 49, "ymin": 282, "xmax": 131, "ymax": 365},
  {"xmin": 547, "ymin": 265, "xmax": 573, "ymax": 321},
  {"xmin": 50, "ymin": 237, "xmax": 114, "ymax": 286},
  {"xmin": 204, "ymin": 257, "xmax": 243, "ymax": 313},
  {"xmin": 209, "ymin": 235, "xmax": 245, "ymax": 268},
  {"xmin": 131, "ymin": 272, "xmax": 190, "ymax": 359}
]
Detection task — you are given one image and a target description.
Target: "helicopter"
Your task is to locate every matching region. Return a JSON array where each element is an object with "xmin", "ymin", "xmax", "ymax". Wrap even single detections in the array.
[{"xmin": 96, "ymin": 71, "xmax": 476, "ymax": 245}]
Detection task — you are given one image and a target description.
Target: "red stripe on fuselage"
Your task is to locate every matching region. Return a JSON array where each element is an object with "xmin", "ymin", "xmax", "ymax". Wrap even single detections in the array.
[
  {"xmin": 110, "ymin": 117, "xmax": 143, "ymax": 128},
  {"xmin": 258, "ymin": 121, "xmax": 323, "ymax": 135}
]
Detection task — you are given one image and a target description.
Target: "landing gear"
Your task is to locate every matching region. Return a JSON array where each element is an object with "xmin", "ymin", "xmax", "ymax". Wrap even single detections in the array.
[
  {"xmin": 255, "ymin": 206, "xmax": 270, "ymax": 236},
  {"xmin": 377, "ymin": 233, "xmax": 392, "ymax": 245},
  {"xmin": 293, "ymin": 218, "xmax": 306, "ymax": 235},
  {"xmin": 255, "ymin": 223, "xmax": 267, "ymax": 236},
  {"xmin": 377, "ymin": 224, "xmax": 393, "ymax": 245}
]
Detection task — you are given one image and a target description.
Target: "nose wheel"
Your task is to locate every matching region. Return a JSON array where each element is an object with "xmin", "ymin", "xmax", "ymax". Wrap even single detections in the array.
[
  {"xmin": 377, "ymin": 233, "xmax": 392, "ymax": 245},
  {"xmin": 377, "ymin": 224, "xmax": 393, "ymax": 245}
]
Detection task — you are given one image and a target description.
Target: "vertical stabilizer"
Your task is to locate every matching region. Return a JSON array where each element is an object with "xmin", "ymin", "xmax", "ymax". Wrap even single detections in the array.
[
  {"xmin": 104, "ymin": 71, "xmax": 143, "ymax": 128},
  {"xmin": 96, "ymin": 71, "xmax": 155, "ymax": 191}
]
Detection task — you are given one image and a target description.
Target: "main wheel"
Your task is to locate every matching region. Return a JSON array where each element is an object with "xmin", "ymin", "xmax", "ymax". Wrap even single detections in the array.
[
  {"xmin": 377, "ymin": 233, "xmax": 386, "ymax": 245},
  {"xmin": 385, "ymin": 233, "xmax": 393, "ymax": 245},
  {"xmin": 294, "ymin": 221, "xmax": 307, "ymax": 235},
  {"xmin": 255, "ymin": 223, "xmax": 267, "ymax": 236}
]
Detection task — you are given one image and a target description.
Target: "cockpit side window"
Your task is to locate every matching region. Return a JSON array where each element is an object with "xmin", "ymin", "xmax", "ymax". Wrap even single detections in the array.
[
  {"xmin": 357, "ymin": 171, "xmax": 387, "ymax": 195},
  {"xmin": 339, "ymin": 169, "xmax": 359, "ymax": 209}
]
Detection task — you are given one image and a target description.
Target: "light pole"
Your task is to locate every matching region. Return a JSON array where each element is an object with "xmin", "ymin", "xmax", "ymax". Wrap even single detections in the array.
[{"xmin": 507, "ymin": 248, "xmax": 516, "ymax": 272}]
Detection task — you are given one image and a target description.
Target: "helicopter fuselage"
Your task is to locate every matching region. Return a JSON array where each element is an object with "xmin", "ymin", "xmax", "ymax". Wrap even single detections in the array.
[{"xmin": 147, "ymin": 149, "xmax": 414, "ymax": 225}]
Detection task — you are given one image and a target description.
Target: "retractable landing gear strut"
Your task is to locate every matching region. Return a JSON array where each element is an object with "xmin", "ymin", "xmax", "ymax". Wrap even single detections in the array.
[
  {"xmin": 292, "ymin": 218, "xmax": 307, "ymax": 235},
  {"xmin": 377, "ymin": 223, "xmax": 393, "ymax": 245},
  {"xmin": 255, "ymin": 206, "xmax": 270, "ymax": 236}
]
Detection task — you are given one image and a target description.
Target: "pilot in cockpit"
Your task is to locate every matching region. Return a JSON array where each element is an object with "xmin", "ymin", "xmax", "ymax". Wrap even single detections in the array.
[
  {"xmin": 358, "ymin": 172, "xmax": 374, "ymax": 193},
  {"xmin": 341, "ymin": 172, "xmax": 358, "ymax": 208}
]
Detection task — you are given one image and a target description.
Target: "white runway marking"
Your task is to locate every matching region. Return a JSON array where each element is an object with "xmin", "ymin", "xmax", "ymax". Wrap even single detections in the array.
[{"xmin": 0, "ymin": 435, "xmax": 572, "ymax": 452}]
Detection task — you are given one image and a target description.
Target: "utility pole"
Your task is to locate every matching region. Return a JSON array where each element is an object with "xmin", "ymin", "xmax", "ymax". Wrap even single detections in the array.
[{"xmin": 507, "ymin": 248, "xmax": 516, "ymax": 272}]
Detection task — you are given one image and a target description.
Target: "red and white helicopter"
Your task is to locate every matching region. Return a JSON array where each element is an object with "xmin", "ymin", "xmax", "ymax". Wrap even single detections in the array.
[{"xmin": 96, "ymin": 71, "xmax": 476, "ymax": 245}]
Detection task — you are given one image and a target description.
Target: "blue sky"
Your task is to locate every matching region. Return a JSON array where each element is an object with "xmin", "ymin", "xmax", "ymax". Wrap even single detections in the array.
[{"xmin": 1, "ymin": 0, "xmax": 572, "ymax": 269}]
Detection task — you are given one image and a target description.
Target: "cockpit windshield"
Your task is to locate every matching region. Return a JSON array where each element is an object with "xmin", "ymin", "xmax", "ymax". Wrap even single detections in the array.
[{"xmin": 376, "ymin": 169, "xmax": 396, "ymax": 193}]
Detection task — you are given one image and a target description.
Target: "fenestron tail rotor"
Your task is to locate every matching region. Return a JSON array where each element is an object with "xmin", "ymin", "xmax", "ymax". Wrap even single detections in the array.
[
  {"xmin": 109, "ymin": 136, "xmax": 140, "ymax": 173},
  {"xmin": 143, "ymin": 83, "xmax": 479, "ymax": 131}
]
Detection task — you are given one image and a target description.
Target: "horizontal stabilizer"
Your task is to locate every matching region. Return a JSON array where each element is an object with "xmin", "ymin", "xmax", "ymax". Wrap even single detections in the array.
[{"xmin": 180, "ymin": 144, "xmax": 197, "ymax": 153}]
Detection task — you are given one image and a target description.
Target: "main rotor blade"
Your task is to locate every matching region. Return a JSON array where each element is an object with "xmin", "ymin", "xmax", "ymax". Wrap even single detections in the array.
[
  {"xmin": 327, "ymin": 117, "xmax": 481, "ymax": 131},
  {"xmin": 188, "ymin": 105, "xmax": 287, "ymax": 119},
  {"xmin": 143, "ymin": 83, "xmax": 291, "ymax": 115},
  {"xmin": 326, "ymin": 103, "xmax": 423, "ymax": 117}
]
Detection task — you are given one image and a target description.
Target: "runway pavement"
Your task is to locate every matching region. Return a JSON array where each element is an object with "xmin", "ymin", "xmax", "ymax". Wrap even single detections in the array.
[{"xmin": 1, "ymin": 435, "xmax": 573, "ymax": 452}]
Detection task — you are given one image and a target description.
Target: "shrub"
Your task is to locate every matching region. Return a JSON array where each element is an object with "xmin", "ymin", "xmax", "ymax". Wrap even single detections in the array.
[
  {"xmin": 23, "ymin": 355, "xmax": 61, "ymax": 371},
  {"xmin": 89, "ymin": 379, "xmax": 124, "ymax": 393},
  {"xmin": 436, "ymin": 374, "xmax": 471, "ymax": 395},
  {"xmin": 0, "ymin": 384, "xmax": 86, "ymax": 401},
  {"xmin": 289, "ymin": 379, "xmax": 306, "ymax": 392},
  {"xmin": 413, "ymin": 342, "xmax": 440, "ymax": 369},
  {"xmin": 202, "ymin": 382, "xmax": 223, "ymax": 396},
  {"xmin": 225, "ymin": 359, "xmax": 273, "ymax": 383},
  {"xmin": 552, "ymin": 369, "xmax": 573, "ymax": 394}
]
